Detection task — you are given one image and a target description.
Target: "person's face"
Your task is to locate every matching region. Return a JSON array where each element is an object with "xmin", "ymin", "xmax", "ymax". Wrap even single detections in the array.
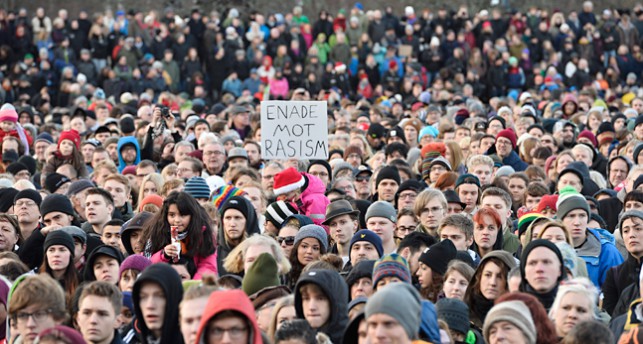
[
  {"xmin": 540, "ymin": 226, "xmax": 567, "ymax": 243},
  {"xmin": 480, "ymin": 261, "xmax": 506, "ymax": 300},
  {"xmin": 525, "ymin": 246, "xmax": 561, "ymax": 292},
  {"xmin": 557, "ymin": 173, "xmax": 582, "ymax": 193},
  {"xmin": 404, "ymin": 126, "xmax": 418, "ymax": 143},
  {"xmin": 416, "ymin": 262, "xmax": 435, "ymax": 289},
  {"xmin": 59, "ymin": 139, "xmax": 75, "ymax": 156},
  {"xmin": 85, "ymin": 194, "xmax": 113, "ymax": 225},
  {"xmin": 203, "ymin": 144, "xmax": 226, "ymax": 173},
  {"xmin": 346, "ymin": 152, "xmax": 361, "ymax": 168},
  {"xmin": 177, "ymin": 161, "xmax": 196, "ymax": 179},
  {"xmin": 525, "ymin": 195, "xmax": 542, "ymax": 211},
  {"xmin": 442, "ymin": 270, "xmax": 469, "ymax": 300},
  {"xmin": 300, "ymin": 284, "xmax": 330, "ymax": 329},
  {"xmin": 481, "ymin": 196, "xmax": 509, "ymax": 228},
  {"xmin": 43, "ymin": 211, "xmax": 73, "ymax": 227},
  {"xmin": 243, "ymin": 187, "xmax": 264, "ymax": 213},
  {"xmin": 351, "ymin": 277, "xmax": 374, "ymax": 299},
  {"xmin": 335, "ymin": 179, "xmax": 357, "ymax": 198},
  {"xmin": 396, "ymin": 215, "xmax": 417, "ymax": 239},
  {"xmin": 556, "ymin": 154, "xmax": 573, "ymax": 174},
  {"xmin": 143, "ymin": 181, "xmax": 158, "ymax": 198},
  {"xmin": 626, "ymin": 200, "xmax": 643, "ymax": 212},
  {"xmin": 181, "ymin": 297, "xmax": 208, "ymax": 344},
  {"xmin": 194, "ymin": 124, "xmax": 209, "ymax": 140},
  {"xmin": 139, "ymin": 282, "xmax": 166, "ymax": 335},
  {"xmin": 474, "ymin": 215, "xmax": 499, "ymax": 251},
  {"xmin": 206, "ymin": 315, "xmax": 249, "ymax": 344},
  {"xmin": 174, "ymin": 146, "xmax": 193, "ymax": 164},
  {"xmin": 429, "ymin": 163, "xmax": 447, "ymax": 183},
  {"xmin": 495, "ymin": 137, "xmax": 513, "ymax": 158},
  {"xmin": 82, "ymin": 144, "xmax": 95, "ymax": 163},
  {"xmin": 278, "ymin": 226, "xmax": 297, "ymax": 257},
  {"xmin": 622, "ymin": 217, "xmax": 643, "ymax": 258},
  {"xmin": 376, "ymin": 180, "xmax": 399, "ymax": 202},
  {"xmin": 458, "ymin": 184, "xmax": 479, "ymax": 212},
  {"xmin": 367, "ymin": 313, "xmax": 409, "ymax": 344},
  {"xmin": 14, "ymin": 304, "xmax": 61, "ymax": 344},
  {"xmin": 104, "ymin": 180, "xmax": 128, "ymax": 208},
  {"xmin": 93, "ymin": 255, "xmax": 120, "ymax": 284},
  {"xmin": 0, "ymin": 220, "xmax": 18, "ymax": 252},
  {"xmin": 261, "ymin": 166, "xmax": 282, "ymax": 192},
  {"xmin": 308, "ymin": 165, "xmax": 330, "ymax": 186},
  {"xmin": 297, "ymin": 238, "xmax": 322, "ymax": 265},
  {"xmin": 243, "ymin": 244, "xmax": 272, "ymax": 273},
  {"xmin": 419, "ymin": 198, "xmax": 446, "ymax": 231},
  {"xmin": 508, "ymin": 178, "xmax": 526, "ymax": 203},
  {"xmin": 351, "ymin": 241, "xmax": 380, "ymax": 264},
  {"xmin": 328, "ymin": 214, "xmax": 357, "ymax": 246},
  {"xmin": 76, "ymin": 295, "xmax": 118, "ymax": 343},
  {"xmin": 47, "ymin": 245, "xmax": 71, "ymax": 271},
  {"xmin": 121, "ymin": 146, "xmax": 137, "ymax": 164},
  {"xmin": 562, "ymin": 209, "xmax": 588, "ymax": 244},
  {"xmin": 34, "ymin": 141, "xmax": 51, "ymax": 159},
  {"xmin": 228, "ymin": 157, "xmax": 248, "ymax": 169},
  {"xmin": 101, "ymin": 225, "xmax": 123, "ymax": 251},
  {"xmin": 573, "ymin": 149, "xmax": 592, "ymax": 167},
  {"xmin": 561, "ymin": 126, "xmax": 575, "ymax": 143},
  {"xmin": 610, "ymin": 159, "xmax": 628, "ymax": 187},
  {"xmin": 553, "ymin": 292, "xmax": 593, "ymax": 338},
  {"xmin": 366, "ymin": 217, "xmax": 395, "ymax": 244},
  {"xmin": 223, "ymin": 208, "xmax": 246, "ymax": 241},
  {"xmin": 471, "ymin": 165, "xmax": 492, "ymax": 185},
  {"xmin": 243, "ymin": 144, "xmax": 260, "ymax": 165},
  {"xmin": 440, "ymin": 226, "xmax": 472, "ymax": 251},
  {"xmin": 14, "ymin": 197, "xmax": 40, "ymax": 224},
  {"xmin": 487, "ymin": 320, "xmax": 529, "ymax": 344},
  {"xmin": 129, "ymin": 229, "xmax": 143, "ymax": 254}
]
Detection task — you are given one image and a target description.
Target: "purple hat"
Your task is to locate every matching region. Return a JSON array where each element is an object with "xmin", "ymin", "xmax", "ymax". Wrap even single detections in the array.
[{"xmin": 119, "ymin": 254, "xmax": 152, "ymax": 276}]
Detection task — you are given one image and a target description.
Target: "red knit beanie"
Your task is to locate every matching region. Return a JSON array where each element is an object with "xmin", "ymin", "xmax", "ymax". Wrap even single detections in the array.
[
  {"xmin": 536, "ymin": 194, "xmax": 559, "ymax": 213},
  {"xmin": 496, "ymin": 129, "xmax": 517, "ymax": 149},
  {"xmin": 421, "ymin": 142, "xmax": 446, "ymax": 159},
  {"xmin": 58, "ymin": 129, "xmax": 81, "ymax": 151},
  {"xmin": 273, "ymin": 167, "xmax": 305, "ymax": 196},
  {"xmin": 577, "ymin": 130, "xmax": 597, "ymax": 147}
]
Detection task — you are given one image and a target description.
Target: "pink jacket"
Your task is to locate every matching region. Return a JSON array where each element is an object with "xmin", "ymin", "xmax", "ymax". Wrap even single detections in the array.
[
  {"xmin": 291, "ymin": 173, "xmax": 330, "ymax": 227},
  {"xmin": 269, "ymin": 77, "xmax": 290, "ymax": 98},
  {"xmin": 150, "ymin": 250, "xmax": 218, "ymax": 279}
]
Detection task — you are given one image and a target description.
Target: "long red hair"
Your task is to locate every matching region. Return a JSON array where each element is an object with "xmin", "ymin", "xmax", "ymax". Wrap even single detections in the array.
[{"xmin": 496, "ymin": 292, "xmax": 558, "ymax": 344}]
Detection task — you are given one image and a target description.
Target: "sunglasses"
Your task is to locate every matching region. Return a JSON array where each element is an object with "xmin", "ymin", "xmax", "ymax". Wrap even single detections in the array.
[{"xmin": 277, "ymin": 236, "xmax": 295, "ymax": 246}]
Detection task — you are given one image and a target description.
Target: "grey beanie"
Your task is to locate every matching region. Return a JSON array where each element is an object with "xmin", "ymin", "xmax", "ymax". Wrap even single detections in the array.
[
  {"xmin": 365, "ymin": 283, "xmax": 421, "ymax": 340},
  {"xmin": 618, "ymin": 210, "xmax": 643, "ymax": 235},
  {"xmin": 556, "ymin": 186, "xmax": 590, "ymax": 220},
  {"xmin": 294, "ymin": 224, "xmax": 328, "ymax": 252},
  {"xmin": 436, "ymin": 298, "xmax": 470, "ymax": 335},
  {"xmin": 365, "ymin": 201, "xmax": 397, "ymax": 223},
  {"xmin": 483, "ymin": 301, "xmax": 536, "ymax": 344}
]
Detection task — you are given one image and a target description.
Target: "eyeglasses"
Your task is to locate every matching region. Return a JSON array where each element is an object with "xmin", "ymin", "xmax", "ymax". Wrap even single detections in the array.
[
  {"xmin": 398, "ymin": 193, "xmax": 416, "ymax": 200},
  {"xmin": 355, "ymin": 176, "xmax": 370, "ymax": 182},
  {"xmin": 397, "ymin": 226, "xmax": 416, "ymax": 233},
  {"xmin": 277, "ymin": 236, "xmax": 295, "ymax": 246},
  {"xmin": 204, "ymin": 151, "xmax": 225, "ymax": 156},
  {"xmin": 15, "ymin": 200, "xmax": 37, "ymax": 207},
  {"xmin": 13, "ymin": 309, "xmax": 53, "ymax": 324},
  {"xmin": 208, "ymin": 326, "xmax": 248, "ymax": 339}
]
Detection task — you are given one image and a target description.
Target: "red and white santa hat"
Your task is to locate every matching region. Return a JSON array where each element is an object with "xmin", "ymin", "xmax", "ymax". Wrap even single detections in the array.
[{"xmin": 273, "ymin": 167, "xmax": 305, "ymax": 196}]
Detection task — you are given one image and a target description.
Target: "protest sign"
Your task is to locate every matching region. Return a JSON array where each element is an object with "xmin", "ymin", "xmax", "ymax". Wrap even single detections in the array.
[{"xmin": 261, "ymin": 101, "xmax": 328, "ymax": 160}]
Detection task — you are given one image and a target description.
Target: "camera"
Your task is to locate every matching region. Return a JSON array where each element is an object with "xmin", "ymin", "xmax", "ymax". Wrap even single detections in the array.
[{"xmin": 160, "ymin": 106, "xmax": 171, "ymax": 119}]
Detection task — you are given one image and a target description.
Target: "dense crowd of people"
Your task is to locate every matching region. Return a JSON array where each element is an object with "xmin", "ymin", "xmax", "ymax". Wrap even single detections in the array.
[{"xmin": 0, "ymin": 1, "xmax": 640, "ymax": 344}]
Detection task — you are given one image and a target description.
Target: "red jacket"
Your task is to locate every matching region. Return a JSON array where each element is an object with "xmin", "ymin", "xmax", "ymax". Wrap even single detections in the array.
[{"xmin": 195, "ymin": 289, "xmax": 262, "ymax": 344}]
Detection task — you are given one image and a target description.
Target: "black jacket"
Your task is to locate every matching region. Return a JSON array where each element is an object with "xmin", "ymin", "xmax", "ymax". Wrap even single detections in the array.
[{"xmin": 604, "ymin": 254, "xmax": 642, "ymax": 316}]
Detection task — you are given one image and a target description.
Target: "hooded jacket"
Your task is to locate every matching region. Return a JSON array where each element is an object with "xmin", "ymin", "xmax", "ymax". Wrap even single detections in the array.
[
  {"xmin": 295, "ymin": 269, "xmax": 349, "ymax": 344},
  {"xmin": 217, "ymin": 196, "xmax": 261, "ymax": 274},
  {"xmin": 130, "ymin": 263, "xmax": 184, "ymax": 344},
  {"xmin": 292, "ymin": 172, "xmax": 331, "ymax": 226},
  {"xmin": 195, "ymin": 289, "xmax": 262, "ymax": 344},
  {"xmin": 576, "ymin": 228, "xmax": 623, "ymax": 288},
  {"xmin": 603, "ymin": 254, "xmax": 641, "ymax": 316},
  {"xmin": 117, "ymin": 136, "xmax": 141, "ymax": 173},
  {"xmin": 500, "ymin": 150, "xmax": 528, "ymax": 172}
]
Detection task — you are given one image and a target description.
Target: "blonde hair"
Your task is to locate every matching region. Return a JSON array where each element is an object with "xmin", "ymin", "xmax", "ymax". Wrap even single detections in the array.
[
  {"xmin": 549, "ymin": 277, "xmax": 598, "ymax": 320},
  {"xmin": 223, "ymin": 234, "xmax": 291, "ymax": 274},
  {"xmin": 466, "ymin": 154, "xmax": 493, "ymax": 171},
  {"xmin": 161, "ymin": 178, "xmax": 185, "ymax": 197},
  {"xmin": 268, "ymin": 296, "xmax": 295, "ymax": 342},
  {"xmin": 137, "ymin": 173, "xmax": 164, "ymax": 208},
  {"xmin": 445, "ymin": 140, "xmax": 464, "ymax": 170}
]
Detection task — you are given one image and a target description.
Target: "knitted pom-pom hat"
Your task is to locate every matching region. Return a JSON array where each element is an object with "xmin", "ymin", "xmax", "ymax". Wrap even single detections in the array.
[{"xmin": 0, "ymin": 104, "xmax": 18, "ymax": 123}]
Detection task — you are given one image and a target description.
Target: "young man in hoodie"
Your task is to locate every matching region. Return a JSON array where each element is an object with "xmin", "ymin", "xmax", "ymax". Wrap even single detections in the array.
[
  {"xmin": 217, "ymin": 196, "xmax": 261, "ymax": 275},
  {"xmin": 116, "ymin": 136, "xmax": 140, "ymax": 173},
  {"xmin": 77, "ymin": 281, "xmax": 124, "ymax": 344},
  {"xmin": 127, "ymin": 263, "xmax": 184, "ymax": 344},
  {"xmin": 558, "ymin": 186, "xmax": 623, "ymax": 287},
  {"xmin": 294, "ymin": 269, "xmax": 349, "ymax": 344},
  {"xmin": 103, "ymin": 174, "xmax": 134, "ymax": 222}
]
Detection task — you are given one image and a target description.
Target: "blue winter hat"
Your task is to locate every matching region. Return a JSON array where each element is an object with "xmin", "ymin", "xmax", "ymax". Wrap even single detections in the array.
[
  {"xmin": 418, "ymin": 126, "xmax": 439, "ymax": 142},
  {"xmin": 349, "ymin": 229, "xmax": 383, "ymax": 259},
  {"xmin": 184, "ymin": 177, "xmax": 211, "ymax": 199}
]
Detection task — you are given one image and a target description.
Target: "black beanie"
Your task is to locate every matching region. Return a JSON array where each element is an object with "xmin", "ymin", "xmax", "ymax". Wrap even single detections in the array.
[
  {"xmin": 14, "ymin": 189, "xmax": 42, "ymax": 207},
  {"xmin": 40, "ymin": 194, "xmax": 75, "ymax": 217},
  {"xmin": 45, "ymin": 173, "xmax": 71, "ymax": 193},
  {"xmin": 119, "ymin": 116, "xmax": 135, "ymax": 134},
  {"xmin": 6, "ymin": 162, "xmax": 28, "ymax": 176},
  {"xmin": 0, "ymin": 188, "xmax": 18, "ymax": 212},
  {"xmin": 43, "ymin": 230, "xmax": 75, "ymax": 258},
  {"xmin": 84, "ymin": 245, "xmax": 125, "ymax": 281},
  {"xmin": 418, "ymin": 239, "xmax": 457, "ymax": 275},
  {"xmin": 376, "ymin": 165, "xmax": 401, "ymax": 187},
  {"xmin": 18, "ymin": 155, "xmax": 37, "ymax": 175},
  {"xmin": 308, "ymin": 160, "xmax": 332, "ymax": 179},
  {"xmin": 519, "ymin": 239, "xmax": 565, "ymax": 289}
]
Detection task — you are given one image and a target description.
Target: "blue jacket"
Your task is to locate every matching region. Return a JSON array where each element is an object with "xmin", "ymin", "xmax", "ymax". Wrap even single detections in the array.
[
  {"xmin": 117, "ymin": 136, "xmax": 141, "ymax": 173},
  {"xmin": 577, "ymin": 228, "xmax": 624, "ymax": 288},
  {"xmin": 502, "ymin": 150, "xmax": 528, "ymax": 171}
]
